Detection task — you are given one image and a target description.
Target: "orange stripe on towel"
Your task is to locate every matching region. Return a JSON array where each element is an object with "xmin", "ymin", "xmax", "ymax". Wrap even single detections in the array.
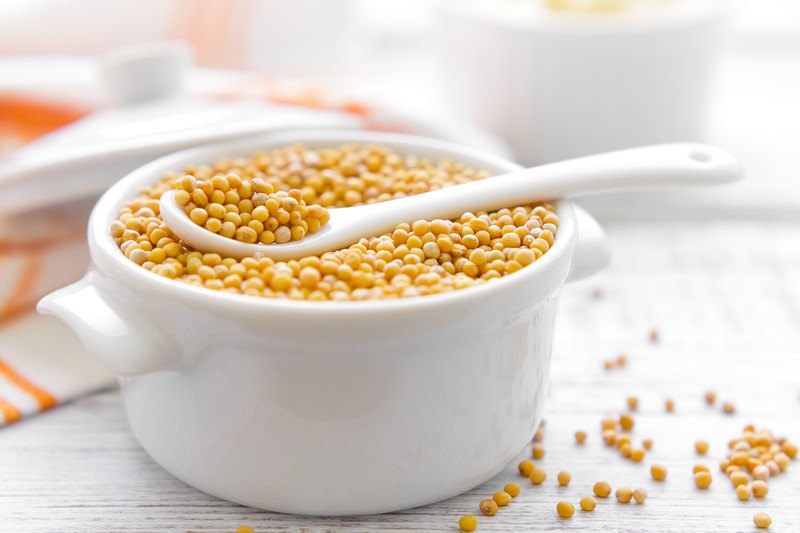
[
  {"xmin": 0, "ymin": 251, "xmax": 43, "ymax": 322},
  {"xmin": 0, "ymin": 357, "xmax": 57, "ymax": 411},
  {"xmin": 0, "ymin": 396, "xmax": 21, "ymax": 425}
]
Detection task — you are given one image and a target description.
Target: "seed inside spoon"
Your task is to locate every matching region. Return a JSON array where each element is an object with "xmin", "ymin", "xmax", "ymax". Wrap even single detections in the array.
[{"xmin": 175, "ymin": 173, "xmax": 330, "ymax": 245}]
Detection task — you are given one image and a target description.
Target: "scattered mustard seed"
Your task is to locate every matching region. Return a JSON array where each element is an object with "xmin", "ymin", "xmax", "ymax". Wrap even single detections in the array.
[
  {"xmin": 532, "ymin": 444, "xmax": 545, "ymax": 460},
  {"xmin": 459, "ymin": 514, "xmax": 478, "ymax": 532},
  {"xmin": 492, "ymin": 491, "xmax": 512, "ymax": 507},
  {"xmin": 503, "ymin": 483, "xmax": 521, "ymax": 498},
  {"xmin": 627, "ymin": 396, "xmax": 638, "ymax": 411},
  {"xmin": 736, "ymin": 484, "xmax": 751, "ymax": 501},
  {"xmin": 575, "ymin": 431, "xmax": 587, "ymax": 445},
  {"xmin": 620, "ymin": 413, "xmax": 635, "ymax": 431},
  {"xmin": 479, "ymin": 499, "xmax": 498, "ymax": 516},
  {"xmin": 518, "ymin": 460, "xmax": 535, "ymax": 477},
  {"xmin": 593, "ymin": 481, "xmax": 612, "ymax": 498},
  {"xmin": 580, "ymin": 496, "xmax": 597, "ymax": 512},
  {"xmin": 633, "ymin": 488, "xmax": 648, "ymax": 504},
  {"xmin": 753, "ymin": 512, "xmax": 772, "ymax": 529},
  {"xmin": 557, "ymin": 471, "xmax": 571, "ymax": 487},
  {"xmin": 651, "ymin": 464, "xmax": 668, "ymax": 481},
  {"xmin": 695, "ymin": 440, "xmax": 709, "ymax": 455},
  {"xmin": 615, "ymin": 487, "xmax": 633, "ymax": 503},
  {"xmin": 529, "ymin": 467, "xmax": 547, "ymax": 485},
  {"xmin": 751, "ymin": 480, "xmax": 769, "ymax": 498},
  {"xmin": 695, "ymin": 471, "xmax": 712, "ymax": 490},
  {"xmin": 556, "ymin": 501, "xmax": 575, "ymax": 519}
]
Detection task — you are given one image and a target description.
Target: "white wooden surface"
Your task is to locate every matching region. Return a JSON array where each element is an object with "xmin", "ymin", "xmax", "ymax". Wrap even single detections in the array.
[{"xmin": 1, "ymin": 213, "xmax": 798, "ymax": 533}]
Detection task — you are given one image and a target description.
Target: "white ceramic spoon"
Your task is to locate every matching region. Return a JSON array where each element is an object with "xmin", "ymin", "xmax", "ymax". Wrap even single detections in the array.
[{"xmin": 160, "ymin": 143, "xmax": 741, "ymax": 261}]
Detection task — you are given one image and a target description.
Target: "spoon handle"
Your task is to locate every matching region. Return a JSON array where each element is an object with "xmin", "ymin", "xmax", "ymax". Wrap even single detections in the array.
[{"xmin": 352, "ymin": 143, "xmax": 741, "ymax": 224}]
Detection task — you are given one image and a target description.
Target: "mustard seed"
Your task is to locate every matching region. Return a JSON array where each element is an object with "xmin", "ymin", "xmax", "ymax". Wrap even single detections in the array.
[
  {"xmin": 615, "ymin": 487, "xmax": 633, "ymax": 503},
  {"xmin": 518, "ymin": 460, "xmax": 535, "ymax": 477},
  {"xmin": 705, "ymin": 391, "xmax": 717, "ymax": 405},
  {"xmin": 633, "ymin": 487, "xmax": 648, "ymax": 504},
  {"xmin": 593, "ymin": 481, "xmax": 612, "ymax": 498},
  {"xmin": 630, "ymin": 449, "xmax": 646, "ymax": 463},
  {"xmin": 736, "ymin": 484, "xmax": 751, "ymax": 501},
  {"xmin": 557, "ymin": 471, "xmax": 571, "ymax": 487},
  {"xmin": 723, "ymin": 401, "xmax": 736, "ymax": 414},
  {"xmin": 493, "ymin": 491, "xmax": 512, "ymax": 507},
  {"xmin": 620, "ymin": 413, "xmax": 635, "ymax": 431},
  {"xmin": 575, "ymin": 431, "xmax": 587, "ymax": 445},
  {"xmin": 695, "ymin": 471, "xmax": 712, "ymax": 489},
  {"xmin": 479, "ymin": 499, "xmax": 498, "ymax": 516},
  {"xmin": 643, "ymin": 439, "xmax": 653, "ymax": 450},
  {"xmin": 459, "ymin": 515, "xmax": 478, "ymax": 532},
  {"xmin": 532, "ymin": 444, "xmax": 545, "ymax": 459},
  {"xmin": 556, "ymin": 501, "xmax": 575, "ymax": 519},
  {"xmin": 529, "ymin": 467, "xmax": 547, "ymax": 485},
  {"xmin": 579, "ymin": 496, "xmax": 597, "ymax": 511},
  {"xmin": 695, "ymin": 440, "xmax": 709, "ymax": 455},
  {"xmin": 751, "ymin": 480, "xmax": 769, "ymax": 498},
  {"xmin": 753, "ymin": 512, "xmax": 772, "ymax": 529},
  {"xmin": 236, "ymin": 527, "xmax": 254, "ymax": 533},
  {"xmin": 665, "ymin": 398, "xmax": 675, "ymax": 412},
  {"xmin": 627, "ymin": 396, "xmax": 638, "ymax": 411},
  {"xmin": 503, "ymin": 482, "xmax": 521, "ymax": 498},
  {"xmin": 651, "ymin": 464, "xmax": 668, "ymax": 481}
]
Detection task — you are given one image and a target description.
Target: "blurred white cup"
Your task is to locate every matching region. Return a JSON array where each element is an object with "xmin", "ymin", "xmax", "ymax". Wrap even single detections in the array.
[{"xmin": 436, "ymin": 0, "xmax": 726, "ymax": 165}]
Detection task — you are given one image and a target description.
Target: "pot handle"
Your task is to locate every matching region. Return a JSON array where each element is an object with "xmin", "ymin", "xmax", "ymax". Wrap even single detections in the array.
[
  {"xmin": 566, "ymin": 205, "xmax": 611, "ymax": 283},
  {"xmin": 37, "ymin": 274, "xmax": 178, "ymax": 376}
]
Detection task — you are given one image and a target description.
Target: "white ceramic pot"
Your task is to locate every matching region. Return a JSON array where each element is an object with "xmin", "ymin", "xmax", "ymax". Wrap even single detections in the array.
[
  {"xmin": 436, "ymin": 0, "xmax": 726, "ymax": 165},
  {"xmin": 38, "ymin": 130, "xmax": 609, "ymax": 515}
]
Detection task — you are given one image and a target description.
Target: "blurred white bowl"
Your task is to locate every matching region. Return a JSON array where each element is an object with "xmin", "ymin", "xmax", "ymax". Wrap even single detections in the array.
[{"xmin": 437, "ymin": 0, "xmax": 726, "ymax": 165}]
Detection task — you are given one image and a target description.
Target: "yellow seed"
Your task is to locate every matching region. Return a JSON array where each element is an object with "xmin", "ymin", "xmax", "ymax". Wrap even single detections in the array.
[
  {"xmin": 615, "ymin": 487, "xmax": 633, "ymax": 503},
  {"xmin": 630, "ymin": 449, "xmax": 646, "ymax": 463},
  {"xmin": 529, "ymin": 467, "xmax": 547, "ymax": 485},
  {"xmin": 503, "ymin": 482, "xmax": 521, "ymax": 498},
  {"xmin": 751, "ymin": 480, "xmax": 768, "ymax": 498},
  {"xmin": 479, "ymin": 499, "xmax": 498, "ymax": 516},
  {"xmin": 557, "ymin": 471, "xmax": 571, "ymax": 487},
  {"xmin": 579, "ymin": 496, "xmax": 597, "ymax": 512},
  {"xmin": 493, "ymin": 491, "xmax": 512, "ymax": 507},
  {"xmin": 593, "ymin": 481, "xmax": 612, "ymax": 498},
  {"xmin": 723, "ymin": 401, "xmax": 735, "ymax": 414},
  {"xmin": 459, "ymin": 515, "xmax": 477, "ymax": 532},
  {"xmin": 730, "ymin": 471, "xmax": 750, "ymax": 487},
  {"xmin": 782, "ymin": 441, "xmax": 797, "ymax": 459},
  {"xmin": 556, "ymin": 501, "xmax": 575, "ymax": 519},
  {"xmin": 627, "ymin": 396, "xmax": 638, "ymax": 411},
  {"xmin": 643, "ymin": 439, "xmax": 653, "ymax": 450},
  {"xmin": 651, "ymin": 464, "xmax": 667, "ymax": 481},
  {"xmin": 518, "ymin": 460, "xmax": 535, "ymax": 477},
  {"xmin": 236, "ymin": 526, "xmax": 254, "ymax": 533},
  {"xmin": 601, "ymin": 417, "xmax": 617, "ymax": 431},
  {"xmin": 575, "ymin": 431, "xmax": 587, "ymax": 444},
  {"xmin": 695, "ymin": 440, "xmax": 709, "ymax": 455},
  {"xmin": 753, "ymin": 512, "xmax": 772, "ymax": 529},
  {"xmin": 620, "ymin": 413, "xmax": 635, "ymax": 431},
  {"xmin": 532, "ymin": 444, "xmax": 545, "ymax": 459},
  {"xmin": 694, "ymin": 464, "xmax": 710, "ymax": 474},
  {"xmin": 694, "ymin": 471, "xmax": 712, "ymax": 489},
  {"xmin": 736, "ymin": 484, "xmax": 751, "ymax": 501},
  {"xmin": 633, "ymin": 488, "xmax": 648, "ymax": 504},
  {"xmin": 705, "ymin": 391, "xmax": 717, "ymax": 405},
  {"xmin": 665, "ymin": 398, "xmax": 675, "ymax": 412}
]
